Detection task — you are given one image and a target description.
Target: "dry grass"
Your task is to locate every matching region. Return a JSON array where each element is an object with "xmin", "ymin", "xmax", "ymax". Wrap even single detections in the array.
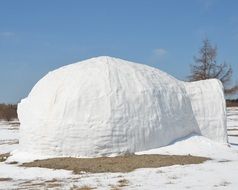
[
  {"xmin": 0, "ymin": 177, "xmax": 12, "ymax": 181},
  {"xmin": 0, "ymin": 152, "xmax": 10, "ymax": 162},
  {"xmin": 44, "ymin": 178, "xmax": 60, "ymax": 183},
  {"xmin": 22, "ymin": 154, "xmax": 209, "ymax": 173},
  {"xmin": 70, "ymin": 185, "xmax": 95, "ymax": 190},
  {"xmin": 227, "ymin": 128, "xmax": 238, "ymax": 131},
  {"xmin": 110, "ymin": 187, "xmax": 121, "ymax": 190},
  {"xmin": 47, "ymin": 182, "xmax": 62, "ymax": 188},
  {"xmin": 117, "ymin": 179, "xmax": 129, "ymax": 187},
  {"xmin": 109, "ymin": 179, "xmax": 130, "ymax": 190},
  {"xmin": 0, "ymin": 139, "xmax": 19, "ymax": 146},
  {"xmin": 228, "ymin": 134, "xmax": 238, "ymax": 137},
  {"xmin": 214, "ymin": 181, "xmax": 231, "ymax": 187},
  {"xmin": 19, "ymin": 179, "xmax": 63, "ymax": 189}
]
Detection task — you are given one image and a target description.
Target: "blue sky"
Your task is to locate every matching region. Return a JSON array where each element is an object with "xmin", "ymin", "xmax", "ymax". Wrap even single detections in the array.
[{"xmin": 0, "ymin": 0, "xmax": 237, "ymax": 103}]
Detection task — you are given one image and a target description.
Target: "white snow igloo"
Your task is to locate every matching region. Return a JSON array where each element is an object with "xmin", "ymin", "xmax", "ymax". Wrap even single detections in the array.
[{"xmin": 17, "ymin": 56, "xmax": 227, "ymax": 158}]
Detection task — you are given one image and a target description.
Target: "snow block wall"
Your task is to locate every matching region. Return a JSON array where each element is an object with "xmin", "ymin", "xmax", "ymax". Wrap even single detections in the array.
[
  {"xmin": 16, "ymin": 56, "xmax": 227, "ymax": 158},
  {"xmin": 185, "ymin": 79, "xmax": 227, "ymax": 143}
]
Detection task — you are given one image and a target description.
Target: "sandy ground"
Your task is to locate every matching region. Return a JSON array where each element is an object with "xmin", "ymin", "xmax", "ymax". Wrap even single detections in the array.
[{"xmin": 22, "ymin": 154, "xmax": 208, "ymax": 173}]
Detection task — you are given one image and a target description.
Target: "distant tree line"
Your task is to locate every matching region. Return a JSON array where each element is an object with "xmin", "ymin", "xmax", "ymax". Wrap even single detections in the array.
[
  {"xmin": 0, "ymin": 104, "xmax": 18, "ymax": 121},
  {"xmin": 0, "ymin": 98, "xmax": 237, "ymax": 122},
  {"xmin": 226, "ymin": 99, "xmax": 238, "ymax": 107}
]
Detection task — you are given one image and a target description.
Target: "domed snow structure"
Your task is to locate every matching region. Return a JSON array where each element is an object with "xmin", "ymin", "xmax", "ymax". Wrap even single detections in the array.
[{"xmin": 17, "ymin": 56, "xmax": 227, "ymax": 158}]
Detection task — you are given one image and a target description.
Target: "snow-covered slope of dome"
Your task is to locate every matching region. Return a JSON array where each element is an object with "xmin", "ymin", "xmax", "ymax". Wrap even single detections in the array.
[{"xmin": 16, "ymin": 56, "xmax": 227, "ymax": 158}]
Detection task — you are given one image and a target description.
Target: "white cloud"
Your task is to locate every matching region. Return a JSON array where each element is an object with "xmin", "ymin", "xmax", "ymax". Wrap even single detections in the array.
[
  {"xmin": 148, "ymin": 48, "xmax": 168, "ymax": 66},
  {"xmin": 153, "ymin": 48, "xmax": 167, "ymax": 57},
  {"xmin": 197, "ymin": 0, "xmax": 218, "ymax": 11},
  {"xmin": 0, "ymin": 32, "xmax": 15, "ymax": 37}
]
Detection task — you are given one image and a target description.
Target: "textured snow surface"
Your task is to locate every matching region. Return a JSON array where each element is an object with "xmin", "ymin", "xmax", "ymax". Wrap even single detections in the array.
[
  {"xmin": 0, "ymin": 121, "xmax": 19, "ymax": 154},
  {"xmin": 16, "ymin": 56, "xmax": 227, "ymax": 158},
  {"xmin": 185, "ymin": 80, "xmax": 227, "ymax": 143},
  {"xmin": 137, "ymin": 135, "xmax": 236, "ymax": 160}
]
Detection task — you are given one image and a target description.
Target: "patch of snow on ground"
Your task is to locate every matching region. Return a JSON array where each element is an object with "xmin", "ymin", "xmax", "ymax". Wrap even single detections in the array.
[
  {"xmin": 136, "ymin": 135, "xmax": 237, "ymax": 160},
  {"xmin": 0, "ymin": 121, "xmax": 19, "ymax": 154},
  {"xmin": 227, "ymin": 107, "xmax": 238, "ymax": 130},
  {"xmin": 0, "ymin": 163, "xmax": 74, "ymax": 189}
]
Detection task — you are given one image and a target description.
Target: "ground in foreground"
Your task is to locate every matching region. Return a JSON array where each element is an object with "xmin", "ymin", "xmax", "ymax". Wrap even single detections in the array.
[
  {"xmin": 0, "ymin": 107, "xmax": 238, "ymax": 189},
  {"xmin": 22, "ymin": 154, "xmax": 208, "ymax": 173}
]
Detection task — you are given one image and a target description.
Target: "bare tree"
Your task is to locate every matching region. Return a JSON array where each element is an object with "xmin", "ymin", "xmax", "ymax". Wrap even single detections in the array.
[{"xmin": 189, "ymin": 39, "xmax": 237, "ymax": 95}]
